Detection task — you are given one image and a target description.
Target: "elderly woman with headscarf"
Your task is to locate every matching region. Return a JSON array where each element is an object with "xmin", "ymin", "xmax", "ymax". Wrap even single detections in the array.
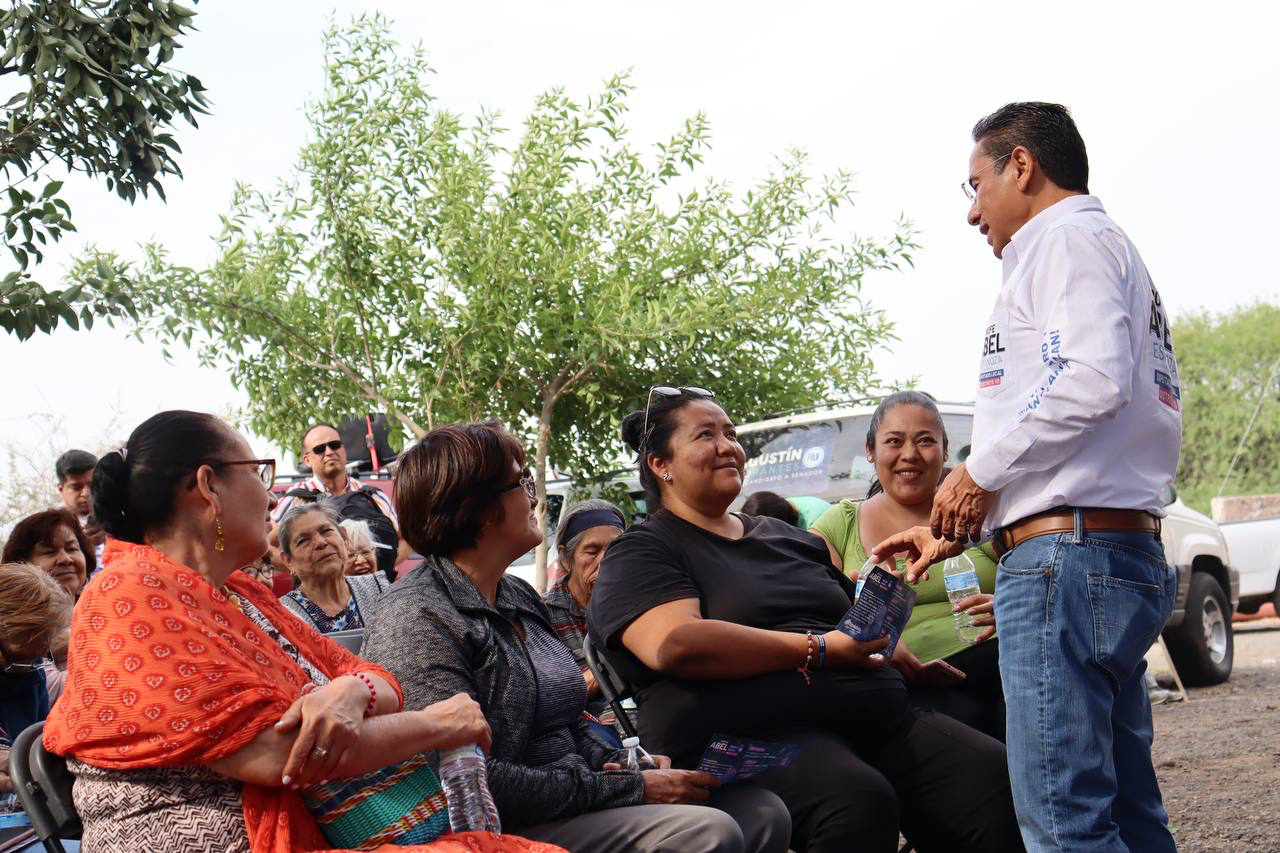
[
  {"xmin": 542, "ymin": 499, "xmax": 625, "ymax": 724},
  {"xmin": 277, "ymin": 503, "xmax": 389, "ymax": 633}
]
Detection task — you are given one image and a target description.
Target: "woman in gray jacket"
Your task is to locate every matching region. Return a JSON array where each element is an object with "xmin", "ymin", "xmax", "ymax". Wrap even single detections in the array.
[{"xmin": 362, "ymin": 420, "xmax": 789, "ymax": 853}]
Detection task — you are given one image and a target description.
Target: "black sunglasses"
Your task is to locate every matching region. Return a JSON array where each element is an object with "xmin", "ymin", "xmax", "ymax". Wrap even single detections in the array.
[
  {"xmin": 309, "ymin": 439, "xmax": 343, "ymax": 456},
  {"xmin": 641, "ymin": 385, "xmax": 715, "ymax": 452}
]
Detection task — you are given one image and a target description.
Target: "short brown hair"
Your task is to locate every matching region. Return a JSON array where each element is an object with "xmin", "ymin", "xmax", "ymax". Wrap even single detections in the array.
[
  {"xmin": 0, "ymin": 562, "xmax": 71, "ymax": 651},
  {"xmin": 2, "ymin": 508, "xmax": 97, "ymax": 577},
  {"xmin": 394, "ymin": 420, "xmax": 526, "ymax": 557}
]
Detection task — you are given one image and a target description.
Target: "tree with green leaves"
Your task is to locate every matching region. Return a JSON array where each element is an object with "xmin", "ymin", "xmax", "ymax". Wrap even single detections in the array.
[
  {"xmin": 1172, "ymin": 301, "xmax": 1280, "ymax": 514},
  {"xmin": 0, "ymin": 0, "xmax": 208, "ymax": 339},
  {"xmin": 83, "ymin": 17, "xmax": 913, "ymax": 588}
]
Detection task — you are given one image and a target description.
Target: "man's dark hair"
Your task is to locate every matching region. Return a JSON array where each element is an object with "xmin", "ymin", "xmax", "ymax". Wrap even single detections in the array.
[
  {"xmin": 741, "ymin": 491, "xmax": 800, "ymax": 526},
  {"xmin": 55, "ymin": 449, "xmax": 98, "ymax": 484},
  {"xmin": 972, "ymin": 102, "xmax": 1089, "ymax": 194},
  {"xmin": 394, "ymin": 420, "xmax": 526, "ymax": 557},
  {"xmin": 300, "ymin": 422, "xmax": 340, "ymax": 452}
]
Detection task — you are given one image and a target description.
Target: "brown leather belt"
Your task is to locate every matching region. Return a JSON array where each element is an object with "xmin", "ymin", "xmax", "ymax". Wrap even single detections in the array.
[{"xmin": 993, "ymin": 508, "xmax": 1160, "ymax": 556}]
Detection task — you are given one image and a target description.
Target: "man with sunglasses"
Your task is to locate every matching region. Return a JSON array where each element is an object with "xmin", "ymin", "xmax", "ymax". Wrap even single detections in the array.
[{"xmin": 271, "ymin": 424, "xmax": 409, "ymax": 565}]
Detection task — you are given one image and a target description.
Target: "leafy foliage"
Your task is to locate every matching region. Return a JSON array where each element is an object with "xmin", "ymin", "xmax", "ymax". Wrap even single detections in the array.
[
  {"xmin": 1173, "ymin": 301, "xmax": 1280, "ymax": 513},
  {"xmin": 84, "ymin": 17, "xmax": 914, "ymax": 585},
  {"xmin": 0, "ymin": 0, "xmax": 209, "ymax": 338}
]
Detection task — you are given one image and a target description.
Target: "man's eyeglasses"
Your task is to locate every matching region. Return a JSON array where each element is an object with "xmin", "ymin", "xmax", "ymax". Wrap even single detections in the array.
[
  {"xmin": 641, "ymin": 386, "xmax": 715, "ymax": 452},
  {"xmin": 309, "ymin": 439, "xmax": 343, "ymax": 456},
  {"xmin": 495, "ymin": 467, "xmax": 537, "ymax": 500},
  {"xmin": 962, "ymin": 152, "xmax": 1012, "ymax": 202},
  {"xmin": 211, "ymin": 459, "xmax": 277, "ymax": 488},
  {"xmin": 0, "ymin": 642, "xmax": 41, "ymax": 674}
]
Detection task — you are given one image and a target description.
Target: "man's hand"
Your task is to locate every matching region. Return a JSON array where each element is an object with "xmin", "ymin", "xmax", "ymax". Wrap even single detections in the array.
[
  {"xmin": 930, "ymin": 463, "xmax": 997, "ymax": 543},
  {"xmin": 870, "ymin": 526, "xmax": 966, "ymax": 583}
]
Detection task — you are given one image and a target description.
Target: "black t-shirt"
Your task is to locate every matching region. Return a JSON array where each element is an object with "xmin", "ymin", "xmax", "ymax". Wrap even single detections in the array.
[
  {"xmin": 586, "ymin": 509, "xmax": 905, "ymax": 763},
  {"xmin": 588, "ymin": 509, "xmax": 856, "ymax": 686}
]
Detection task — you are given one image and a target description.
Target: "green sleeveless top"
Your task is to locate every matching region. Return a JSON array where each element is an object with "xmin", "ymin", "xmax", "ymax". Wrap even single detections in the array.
[{"xmin": 810, "ymin": 499, "xmax": 997, "ymax": 663}]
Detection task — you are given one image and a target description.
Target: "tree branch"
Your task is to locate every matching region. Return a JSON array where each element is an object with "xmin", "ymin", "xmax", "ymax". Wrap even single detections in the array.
[{"xmin": 169, "ymin": 292, "xmax": 428, "ymax": 439}]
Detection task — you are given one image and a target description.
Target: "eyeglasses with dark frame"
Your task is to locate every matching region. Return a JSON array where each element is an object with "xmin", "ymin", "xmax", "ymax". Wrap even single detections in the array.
[
  {"xmin": 641, "ymin": 385, "xmax": 715, "ymax": 452},
  {"xmin": 962, "ymin": 152, "xmax": 1012, "ymax": 202},
  {"xmin": 495, "ymin": 467, "xmax": 537, "ymax": 500},
  {"xmin": 1, "ymin": 640, "xmax": 42, "ymax": 674},
  {"xmin": 308, "ymin": 439, "xmax": 343, "ymax": 456},
  {"xmin": 210, "ymin": 459, "xmax": 277, "ymax": 489}
]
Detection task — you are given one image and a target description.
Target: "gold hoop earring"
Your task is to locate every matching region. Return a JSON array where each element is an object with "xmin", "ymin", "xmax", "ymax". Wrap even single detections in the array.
[{"xmin": 214, "ymin": 517, "xmax": 225, "ymax": 552}]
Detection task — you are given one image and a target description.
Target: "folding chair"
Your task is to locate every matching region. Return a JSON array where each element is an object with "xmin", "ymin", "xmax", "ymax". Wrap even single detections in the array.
[
  {"xmin": 581, "ymin": 634, "xmax": 638, "ymax": 740},
  {"xmin": 7, "ymin": 722, "xmax": 80, "ymax": 853},
  {"xmin": 328, "ymin": 628, "xmax": 365, "ymax": 654}
]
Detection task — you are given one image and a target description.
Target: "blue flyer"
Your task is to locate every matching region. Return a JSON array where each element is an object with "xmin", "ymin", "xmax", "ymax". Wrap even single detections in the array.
[
  {"xmin": 695, "ymin": 734, "xmax": 802, "ymax": 783},
  {"xmin": 838, "ymin": 566, "xmax": 916, "ymax": 659}
]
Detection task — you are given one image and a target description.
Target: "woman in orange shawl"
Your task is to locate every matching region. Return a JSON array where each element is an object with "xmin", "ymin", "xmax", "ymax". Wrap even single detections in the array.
[{"xmin": 44, "ymin": 411, "xmax": 563, "ymax": 853}]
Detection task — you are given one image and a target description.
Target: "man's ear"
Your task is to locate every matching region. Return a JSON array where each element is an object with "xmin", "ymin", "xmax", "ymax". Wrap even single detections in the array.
[{"xmin": 1011, "ymin": 145, "xmax": 1036, "ymax": 192}]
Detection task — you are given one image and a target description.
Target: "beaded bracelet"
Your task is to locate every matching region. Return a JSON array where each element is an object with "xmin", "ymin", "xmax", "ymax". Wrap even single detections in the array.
[
  {"xmin": 351, "ymin": 672, "xmax": 378, "ymax": 717},
  {"xmin": 797, "ymin": 632, "xmax": 816, "ymax": 686}
]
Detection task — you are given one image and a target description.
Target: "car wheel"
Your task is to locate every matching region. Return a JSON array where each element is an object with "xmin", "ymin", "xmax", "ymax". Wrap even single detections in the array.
[
  {"xmin": 1270, "ymin": 569, "xmax": 1280, "ymax": 615},
  {"xmin": 1164, "ymin": 572, "xmax": 1234, "ymax": 686}
]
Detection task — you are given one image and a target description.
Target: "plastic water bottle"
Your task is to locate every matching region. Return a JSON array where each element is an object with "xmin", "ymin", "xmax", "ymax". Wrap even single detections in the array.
[
  {"xmin": 943, "ymin": 553, "xmax": 983, "ymax": 644},
  {"xmin": 854, "ymin": 557, "xmax": 880, "ymax": 601},
  {"xmin": 620, "ymin": 736, "xmax": 659, "ymax": 771},
  {"xmin": 439, "ymin": 744, "xmax": 501, "ymax": 834}
]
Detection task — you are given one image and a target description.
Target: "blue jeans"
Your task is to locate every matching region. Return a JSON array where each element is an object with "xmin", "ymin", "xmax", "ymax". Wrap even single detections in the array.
[{"xmin": 994, "ymin": 519, "xmax": 1177, "ymax": 853}]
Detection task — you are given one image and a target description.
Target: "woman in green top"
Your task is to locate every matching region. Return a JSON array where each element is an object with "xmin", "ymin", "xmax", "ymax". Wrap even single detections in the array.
[{"xmin": 811, "ymin": 391, "xmax": 1005, "ymax": 741}]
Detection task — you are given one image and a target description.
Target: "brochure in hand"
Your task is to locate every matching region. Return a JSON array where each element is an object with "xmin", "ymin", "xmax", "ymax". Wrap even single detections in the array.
[
  {"xmin": 838, "ymin": 565, "xmax": 916, "ymax": 659},
  {"xmin": 695, "ymin": 734, "xmax": 802, "ymax": 783}
]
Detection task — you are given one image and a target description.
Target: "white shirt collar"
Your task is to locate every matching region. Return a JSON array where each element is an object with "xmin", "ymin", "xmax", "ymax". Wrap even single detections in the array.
[{"xmin": 1001, "ymin": 194, "xmax": 1104, "ymax": 281}]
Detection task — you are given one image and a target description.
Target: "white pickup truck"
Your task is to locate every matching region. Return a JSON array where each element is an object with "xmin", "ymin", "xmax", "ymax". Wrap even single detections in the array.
[{"xmin": 1218, "ymin": 511, "xmax": 1280, "ymax": 618}]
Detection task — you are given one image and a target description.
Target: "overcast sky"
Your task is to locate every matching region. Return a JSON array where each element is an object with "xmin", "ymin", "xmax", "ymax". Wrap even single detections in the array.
[{"xmin": 5, "ymin": 0, "xmax": 1278, "ymax": 469}]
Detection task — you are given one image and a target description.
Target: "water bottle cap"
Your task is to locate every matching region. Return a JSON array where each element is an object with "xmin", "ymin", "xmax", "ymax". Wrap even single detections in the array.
[{"xmin": 621, "ymin": 737, "xmax": 640, "ymax": 748}]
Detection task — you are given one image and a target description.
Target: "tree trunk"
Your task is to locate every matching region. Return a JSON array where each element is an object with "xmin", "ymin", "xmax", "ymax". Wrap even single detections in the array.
[{"xmin": 533, "ymin": 393, "xmax": 554, "ymax": 593}]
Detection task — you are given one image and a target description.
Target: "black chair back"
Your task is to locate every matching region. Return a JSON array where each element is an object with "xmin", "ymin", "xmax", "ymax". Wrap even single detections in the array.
[
  {"xmin": 7, "ymin": 721, "xmax": 80, "ymax": 853},
  {"xmin": 582, "ymin": 634, "xmax": 638, "ymax": 740}
]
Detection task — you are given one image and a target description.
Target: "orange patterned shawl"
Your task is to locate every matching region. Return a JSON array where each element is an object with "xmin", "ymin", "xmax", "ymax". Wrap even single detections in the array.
[{"xmin": 45, "ymin": 541, "xmax": 564, "ymax": 853}]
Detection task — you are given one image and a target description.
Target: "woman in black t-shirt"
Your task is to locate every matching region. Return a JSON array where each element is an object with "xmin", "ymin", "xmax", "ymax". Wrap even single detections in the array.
[{"xmin": 587, "ymin": 388, "xmax": 1023, "ymax": 853}]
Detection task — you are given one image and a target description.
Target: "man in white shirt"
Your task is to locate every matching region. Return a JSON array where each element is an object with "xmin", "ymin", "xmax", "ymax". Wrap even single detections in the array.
[
  {"xmin": 874, "ymin": 103, "xmax": 1179, "ymax": 852},
  {"xmin": 55, "ymin": 449, "xmax": 105, "ymax": 572}
]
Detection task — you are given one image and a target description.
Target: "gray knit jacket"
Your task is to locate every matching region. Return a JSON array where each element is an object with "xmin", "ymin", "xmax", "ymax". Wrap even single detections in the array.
[{"xmin": 360, "ymin": 555, "xmax": 645, "ymax": 828}]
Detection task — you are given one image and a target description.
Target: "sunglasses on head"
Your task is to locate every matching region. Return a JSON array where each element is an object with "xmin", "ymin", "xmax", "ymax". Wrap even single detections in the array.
[
  {"xmin": 641, "ymin": 385, "xmax": 715, "ymax": 452},
  {"xmin": 309, "ymin": 439, "xmax": 343, "ymax": 456}
]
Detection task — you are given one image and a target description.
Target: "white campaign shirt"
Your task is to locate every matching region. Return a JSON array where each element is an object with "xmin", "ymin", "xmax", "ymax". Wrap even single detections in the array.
[{"xmin": 966, "ymin": 195, "xmax": 1183, "ymax": 533}]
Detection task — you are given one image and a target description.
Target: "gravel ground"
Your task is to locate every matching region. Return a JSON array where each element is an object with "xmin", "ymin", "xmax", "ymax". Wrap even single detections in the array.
[{"xmin": 1150, "ymin": 616, "xmax": 1280, "ymax": 851}]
